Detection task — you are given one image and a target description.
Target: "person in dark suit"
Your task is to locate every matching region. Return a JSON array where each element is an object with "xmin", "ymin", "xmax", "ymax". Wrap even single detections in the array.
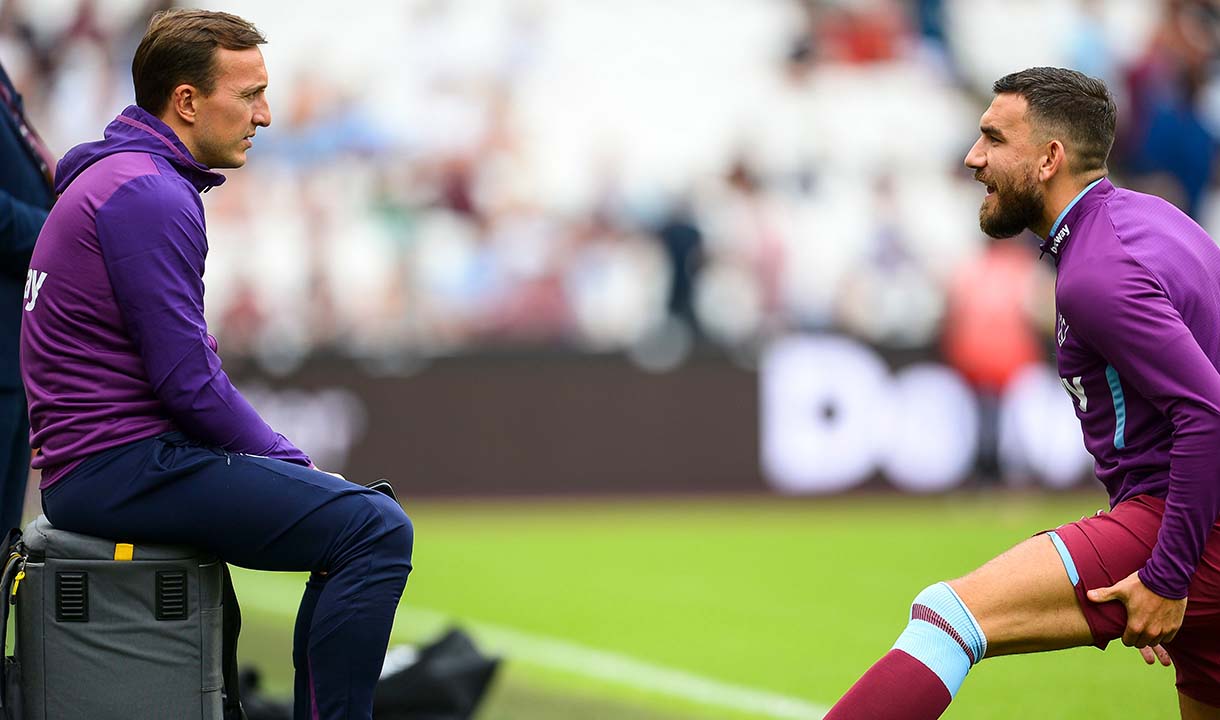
[{"xmin": 0, "ymin": 60, "xmax": 55, "ymax": 532}]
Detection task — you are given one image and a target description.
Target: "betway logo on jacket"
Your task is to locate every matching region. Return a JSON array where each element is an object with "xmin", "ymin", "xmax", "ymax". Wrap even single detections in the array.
[
  {"xmin": 23, "ymin": 268, "xmax": 47, "ymax": 311},
  {"xmin": 1049, "ymin": 223, "xmax": 1070, "ymax": 255}
]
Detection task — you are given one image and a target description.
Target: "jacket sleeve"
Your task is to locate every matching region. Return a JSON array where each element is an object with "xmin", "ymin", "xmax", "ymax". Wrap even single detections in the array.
[
  {"xmin": 0, "ymin": 187, "xmax": 48, "ymax": 277},
  {"xmin": 1066, "ymin": 255, "xmax": 1220, "ymax": 600},
  {"xmin": 95, "ymin": 175, "xmax": 311, "ymax": 466}
]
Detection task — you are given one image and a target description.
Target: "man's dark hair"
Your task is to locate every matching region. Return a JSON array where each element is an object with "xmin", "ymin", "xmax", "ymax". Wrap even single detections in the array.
[
  {"xmin": 132, "ymin": 9, "xmax": 266, "ymax": 116},
  {"xmin": 993, "ymin": 67, "xmax": 1116, "ymax": 176}
]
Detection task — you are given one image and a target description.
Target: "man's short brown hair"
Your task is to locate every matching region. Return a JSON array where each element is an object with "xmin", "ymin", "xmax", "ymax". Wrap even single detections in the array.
[
  {"xmin": 993, "ymin": 67, "xmax": 1117, "ymax": 176},
  {"xmin": 132, "ymin": 9, "xmax": 266, "ymax": 116}
]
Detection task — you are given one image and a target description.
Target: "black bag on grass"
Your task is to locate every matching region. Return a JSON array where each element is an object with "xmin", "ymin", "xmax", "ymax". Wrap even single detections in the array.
[
  {"xmin": 373, "ymin": 628, "xmax": 500, "ymax": 720},
  {"xmin": 241, "ymin": 627, "xmax": 500, "ymax": 720}
]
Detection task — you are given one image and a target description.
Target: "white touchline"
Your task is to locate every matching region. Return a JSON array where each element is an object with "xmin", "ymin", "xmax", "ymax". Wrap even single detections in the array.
[
  {"xmin": 239, "ymin": 588, "xmax": 828, "ymax": 720},
  {"xmin": 408, "ymin": 608, "xmax": 831, "ymax": 720}
]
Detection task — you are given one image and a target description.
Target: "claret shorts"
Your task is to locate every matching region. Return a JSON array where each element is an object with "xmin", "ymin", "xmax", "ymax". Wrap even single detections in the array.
[{"xmin": 1048, "ymin": 495, "xmax": 1220, "ymax": 707}]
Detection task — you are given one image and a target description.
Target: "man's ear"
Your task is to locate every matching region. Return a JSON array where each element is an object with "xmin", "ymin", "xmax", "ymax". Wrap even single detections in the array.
[
  {"xmin": 1039, "ymin": 139, "xmax": 1066, "ymax": 182},
  {"xmin": 169, "ymin": 84, "xmax": 200, "ymax": 125}
]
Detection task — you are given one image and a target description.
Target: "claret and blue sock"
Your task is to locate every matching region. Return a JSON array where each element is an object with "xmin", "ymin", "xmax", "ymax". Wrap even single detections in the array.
[{"xmin": 824, "ymin": 582, "xmax": 987, "ymax": 719}]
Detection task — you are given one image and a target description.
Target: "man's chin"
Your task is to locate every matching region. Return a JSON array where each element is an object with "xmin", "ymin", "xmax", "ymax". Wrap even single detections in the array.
[
  {"xmin": 980, "ymin": 226, "xmax": 1024, "ymax": 240},
  {"xmin": 979, "ymin": 210, "xmax": 1027, "ymax": 239},
  {"xmin": 211, "ymin": 154, "xmax": 248, "ymax": 170}
]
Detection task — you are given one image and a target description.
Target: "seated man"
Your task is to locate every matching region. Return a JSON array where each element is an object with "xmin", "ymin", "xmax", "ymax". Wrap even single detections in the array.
[{"xmin": 19, "ymin": 10, "xmax": 412, "ymax": 720}]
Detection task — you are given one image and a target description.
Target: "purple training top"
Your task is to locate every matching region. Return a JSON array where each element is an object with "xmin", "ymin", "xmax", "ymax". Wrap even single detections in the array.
[
  {"xmin": 1045, "ymin": 177, "xmax": 1220, "ymax": 600},
  {"xmin": 20, "ymin": 105, "xmax": 310, "ymax": 488}
]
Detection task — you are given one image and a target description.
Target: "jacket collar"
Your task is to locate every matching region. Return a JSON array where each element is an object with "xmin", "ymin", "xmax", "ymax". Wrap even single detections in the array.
[
  {"xmin": 1039, "ymin": 177, "xmax": 1110, "ymax": 262},
  {"xmin": 54, "ymin": 105, "xmax": 226, "ymax": 195}
]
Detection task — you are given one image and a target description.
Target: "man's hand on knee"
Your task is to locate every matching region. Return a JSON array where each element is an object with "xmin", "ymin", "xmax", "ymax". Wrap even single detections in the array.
[
  {"xmin": 308, "ymin": 463, "xmax": 346, "ymax": 482},
  {"xmin": 1087, "ymin": 571, "xmax": 1187, "ymax": 647}
]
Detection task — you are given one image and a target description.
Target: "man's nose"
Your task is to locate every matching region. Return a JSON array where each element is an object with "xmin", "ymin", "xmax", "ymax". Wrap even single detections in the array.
[
  {"xmin": 254, "ymin": 100, "xmax": 271, "ymax": 128},
  {"xmin": 964, "ymin": 140, "xmax": 985, "ymax": 170}
]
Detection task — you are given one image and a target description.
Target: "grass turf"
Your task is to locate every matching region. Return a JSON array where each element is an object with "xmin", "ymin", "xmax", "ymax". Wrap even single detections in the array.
[{"xmin": 232, "ymin": 491, "xmax": 1182, "ymax": 719}]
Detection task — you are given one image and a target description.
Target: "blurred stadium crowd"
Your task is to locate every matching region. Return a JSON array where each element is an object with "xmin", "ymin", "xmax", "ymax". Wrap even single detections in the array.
[{"xmin": 3, "ymin": 0, "xmax": 1219, "ymax": 386}]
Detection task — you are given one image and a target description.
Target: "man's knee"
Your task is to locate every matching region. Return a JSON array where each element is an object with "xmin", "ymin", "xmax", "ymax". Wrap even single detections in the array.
[
  {"xmin": 891, "ymin": 582, "xmax": 988, "ymax": 697},
  {"xmin": 908, "ymin": 583, "xmax": 988, "ymax": 661},
  {"xmin": 327, "ymin": 490, "xmax": 413, "ymax": 571},
  {"xmin": 378, "ymin": 509, "xmax": 414, "ymax": 569},
  {"xmin": 364, "ymin": 492, "xmax": 413, "ymax": 570}
]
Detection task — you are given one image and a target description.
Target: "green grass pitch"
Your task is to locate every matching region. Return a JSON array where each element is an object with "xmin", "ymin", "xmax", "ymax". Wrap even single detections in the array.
[{"xmin": 232, "ymin": 492, "xmax": 1181, "ymax": 719}]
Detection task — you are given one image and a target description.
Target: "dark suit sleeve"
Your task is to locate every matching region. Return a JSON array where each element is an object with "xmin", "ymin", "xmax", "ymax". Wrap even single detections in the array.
[{"xmin": 0, "ymin": 187, "xmax": 48, "ymax": 278}]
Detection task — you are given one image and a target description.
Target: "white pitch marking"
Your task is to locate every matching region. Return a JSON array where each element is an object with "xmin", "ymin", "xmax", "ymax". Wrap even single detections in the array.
[
  {"xmin": 240, "ymin": 591, "xmax": 829, "ymax": 719},
  {"xmin": 412, "ymin": 608, "xmax": 831, "ymax": 720}
]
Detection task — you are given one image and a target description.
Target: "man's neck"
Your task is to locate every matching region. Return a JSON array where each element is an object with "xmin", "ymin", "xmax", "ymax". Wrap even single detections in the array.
[
  {"xmin": 157, "ymin": 111, "xmax": 202, "ymax": 164},
  {"xmin": 1033, "ymin": 173, "xmax": 1105, "ymax": 238}
]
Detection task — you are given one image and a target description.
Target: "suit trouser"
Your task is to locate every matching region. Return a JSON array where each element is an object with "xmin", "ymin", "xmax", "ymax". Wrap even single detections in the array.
[
  {"xmin": 0, "ymin": 388, "xmax": 29, "ymax": 532},
  {"xmin": 41, "ymin": 431, "xmax": 414, "ymax": 720}
]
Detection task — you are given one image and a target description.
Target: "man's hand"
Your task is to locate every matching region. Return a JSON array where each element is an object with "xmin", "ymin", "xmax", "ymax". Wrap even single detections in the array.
[
  {"xmin": 1086, "ymin": 571, "xmax": 1187, "ymax": 647},
  {"xmin": 308, "ymin": 463, "xmax": 346, "ymax": 481},
  {"xmin": 1137, "ymin": 644, "xmax": 1172, "ymax": 667}
]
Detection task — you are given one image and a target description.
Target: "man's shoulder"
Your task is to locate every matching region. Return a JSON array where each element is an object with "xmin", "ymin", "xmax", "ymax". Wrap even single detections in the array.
[
  {"xmin": 68, "ymin": 152, "xmax": 195, "ymax": 206},
  {"xmin": 1104, "ymin": 186, "xmax": 1209, "ymax": 245},
  {"xmin": 1102, "ymin": 187, "xmax": 1220, "ymax": 286},
  {"xmin": 1067, "ymin": 187, "xmax": 1212, "ymax": 271},
  {"xmin": 84, "ymin": 154, "xmax": 201, "ymax": 215}
]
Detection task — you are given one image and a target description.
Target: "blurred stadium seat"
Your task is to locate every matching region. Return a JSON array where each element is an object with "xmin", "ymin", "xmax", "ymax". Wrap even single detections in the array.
[{"xmin": 4, "ymin": 0, "xmax": 1217, "ymax": 495}]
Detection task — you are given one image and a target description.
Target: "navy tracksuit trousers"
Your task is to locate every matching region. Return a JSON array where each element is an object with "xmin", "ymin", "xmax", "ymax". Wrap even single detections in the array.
[{"xmin": 41, "ymin": 432, "xmax": 413, "ymax": 720}]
